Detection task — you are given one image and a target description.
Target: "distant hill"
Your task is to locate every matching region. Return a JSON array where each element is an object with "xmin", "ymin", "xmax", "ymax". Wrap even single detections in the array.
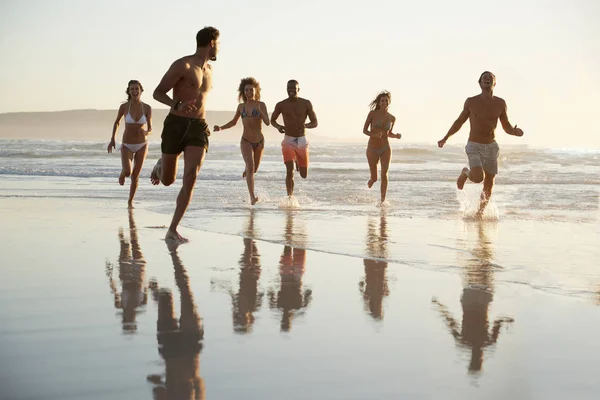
[{"xmin": 0, "ymin": 109, "xmax": 337, "ymax": 143}]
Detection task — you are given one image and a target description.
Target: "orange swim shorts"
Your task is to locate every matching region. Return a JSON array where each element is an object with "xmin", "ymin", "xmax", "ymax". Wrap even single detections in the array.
[{"xmin": 281, "ymin": 135, "xmax": 309, "ymax": 168}]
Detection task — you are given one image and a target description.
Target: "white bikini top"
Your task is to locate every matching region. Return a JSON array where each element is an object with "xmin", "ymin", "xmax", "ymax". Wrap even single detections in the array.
[{"xmin": 125, "ymin": 102, "xmax": 147, "ymax": 125}]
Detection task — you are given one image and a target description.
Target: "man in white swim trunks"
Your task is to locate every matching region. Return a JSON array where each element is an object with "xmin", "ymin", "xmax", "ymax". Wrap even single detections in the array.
[
  {"xmin": 438, "ymin": 71, "xmax": 524, "ymax": 216},
  {"xmin": 271, "ymin": 80, "xmax": 318, "ymax": 197}
]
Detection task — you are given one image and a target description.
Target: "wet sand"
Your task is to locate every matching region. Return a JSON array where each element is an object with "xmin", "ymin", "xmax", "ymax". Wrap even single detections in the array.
[{"xmin": 1, "ymin": 197, "xmax": 600, "ymax": 399}]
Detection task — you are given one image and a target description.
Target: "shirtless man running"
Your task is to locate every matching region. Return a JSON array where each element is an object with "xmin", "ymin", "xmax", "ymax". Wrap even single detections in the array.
[
  {"xmin": 438, "ymin": 71, "xmax": 524, "ymax": 216},
  {"xmin": 270, "ymin": 80, "xmax": 318, "ymax": 197},
  {"xmin": 149, "ymin": 26, "xmax": 219, "ymax": 242}
]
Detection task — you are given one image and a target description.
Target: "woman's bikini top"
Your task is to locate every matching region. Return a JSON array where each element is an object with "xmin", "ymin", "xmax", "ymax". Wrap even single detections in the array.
[
  {"xmin": 125, "ymin": 102, "xmax": 147, "ymax": 125},
  {"xmin": 373, "ymin": 119, "xmax": 392, "ymax": 130},
  {"xmin": 240, "ymin": 104, "xmax": 261, "ymax": 118}
]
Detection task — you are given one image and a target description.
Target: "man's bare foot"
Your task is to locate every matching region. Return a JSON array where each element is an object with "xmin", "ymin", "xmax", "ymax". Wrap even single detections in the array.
[
  {"xmin": 150, "ymin": 159, "xmax": 162, "ymax": 186},
  {"xmin": 165, "ymin": 229, "xmax": 188, "ymax": 243},
  {"xmin": 368, "ymin": 179, "xmax": 375, "ymax": 188},
  {"xmin": 128, "ymin": 201, "xmax": 134, "ymax": 209},
  {"xmin": 456, "ymin": 167, "xmax": 469, "ymax": 190},
  {"xmin": 119, "ymin": 173, "xmax": 125, "ymax": 186},
  {"xmin": 251, "ymin": 196, "xmax": 259, "ymax": 205}
]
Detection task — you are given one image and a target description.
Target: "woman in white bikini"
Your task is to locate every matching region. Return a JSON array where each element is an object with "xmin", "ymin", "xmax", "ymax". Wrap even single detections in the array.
[
  {"xmin": 362, "ymin": 91, "xmax": 402, "ymax": 204},
  {"xmin": 108, "ymin": 80, "xmax": 152, "ymax": 208},
  {"xmin": 214, "ymin": 77, "xmax": 269, "ymax": 205}
]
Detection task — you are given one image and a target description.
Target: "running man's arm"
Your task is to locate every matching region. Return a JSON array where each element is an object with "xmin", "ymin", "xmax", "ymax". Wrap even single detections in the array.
[
  {"xmin": 271, "ymin": 102, "xmax": 285, "ymax": 133},
  {"xmin": 499, "ymin": 100, "xmax": 524, "ymax": 136},
  {"xmin": 259, "ymin": 101, "xmax": 270, "ymax": 126},
  {"xmin": 214, "ymin": 105, "xmax": 241, "ymax": 131},
  {"xmin": 438, "ymin": 99, "xmax": 470, "ymax": 147},
  {"xmin": 108, "ymin": 104, "xmax": 126, "ymax": 153},
  {"xmin": 153, "ymin": 59, "xmax": 184, "ymax": 109},
  {"xmin": 363, "ymin": 111, "xmax": 374, "ymax": 136},
  {"xmin": 304, "ymin": 100, "xmax": 318, "ymax": 129}
]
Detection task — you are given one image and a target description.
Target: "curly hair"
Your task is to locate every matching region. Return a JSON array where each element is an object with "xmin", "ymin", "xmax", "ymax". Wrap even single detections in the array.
[
  {"xmin": 369, "ymin": 91, "xmax": 391, "ymax": 111},
  {"xmin": 238, "ymin": 77, "xmax": 261, "ymax": 103},
  {"xmin": 125, "ymin": 80, "xmax": 144, "ymax": 101}
]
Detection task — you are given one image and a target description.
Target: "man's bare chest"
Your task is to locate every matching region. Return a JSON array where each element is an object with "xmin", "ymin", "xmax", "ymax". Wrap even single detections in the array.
[
  {"xmin": 183, "ymin": 68, "xmax": 212, "ymax": 92},
  {"xmin": 470, "ymin": 102, "xmax": 502, "ymax": 121},
  {"xmin": 282, "ymin": 105, "xmax": 307, "ymax": 119}
]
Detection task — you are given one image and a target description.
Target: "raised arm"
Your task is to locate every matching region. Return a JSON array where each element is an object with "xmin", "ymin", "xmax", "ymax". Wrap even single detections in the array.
[
  {"xmin": 214, "ymin": 105, "xmax": 241, "ymax": 132},
  {"xmin": 108, "ymin": 104, "xmax": 126, "ymax": 153},
  {"xmin": 438, "ymin": 99, "xmax": 470, "ymax": 147},
  {"xmin": 304, "ymin": 100, "xmax": 318, "ymax": 129},
  {"xmin": 271, "ymin": 102, "xmax": 285, "ymax": 134},
  {"xmin": 499, "ymin": 99, "xmax": 524, "ymax": 137}
]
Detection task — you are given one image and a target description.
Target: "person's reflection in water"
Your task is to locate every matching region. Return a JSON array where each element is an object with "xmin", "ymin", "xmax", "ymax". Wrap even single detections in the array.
[
  {"xmin": 231, "ymin": 209, "xmax": 264, "ymax": 333},
  {"xmin": 105, "ymin": 208, "xmax": 148, "ymax": 333},
  {"xmin": 359, "ymin": 211, "xmax": 390, "ymax": 320},
  {"xmin": 433, "ymin": 221, "xmax": 514, "ymax": 374},
  {"xmin": 268, "ymin": 211, "xmax": 312, "ymax": 332},
  {"xmin": 146, "ymin": 241, "xmax": 205, "ymax": 399}
]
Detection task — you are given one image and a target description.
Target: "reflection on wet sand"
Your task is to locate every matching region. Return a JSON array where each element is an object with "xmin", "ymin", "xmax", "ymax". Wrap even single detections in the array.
[
  {"xmin": 359, "ymin": 212, "xmax": 390, "ymax": 320},
  {"xmin": 146, "ymin": 241, "xmax": 205, "ymax": 400},
  {"xmin": 231, "ymin": 209, "xmax": 264, "ymax": 333},
  {"xmin": 105, "ymin": 208, "xmax": 148, "ymax": 333},
  {"xmin": 433, "ymin": 221, "xmax": 514, "ymax": 374},
  {"xmin": 268, "ymin": 211, "xmax": 312, "ymax": 332}
]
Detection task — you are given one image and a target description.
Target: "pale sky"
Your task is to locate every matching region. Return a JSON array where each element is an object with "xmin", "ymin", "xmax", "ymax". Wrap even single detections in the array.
[{"xmin": 0, "ymin": 0, "xmax": 599, "ymax": 148}]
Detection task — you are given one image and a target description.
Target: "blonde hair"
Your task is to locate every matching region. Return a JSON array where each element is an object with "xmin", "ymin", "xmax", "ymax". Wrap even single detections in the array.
[{"xmin": 369, "ymin": 91, "xmax": 391, "ymax": 111}]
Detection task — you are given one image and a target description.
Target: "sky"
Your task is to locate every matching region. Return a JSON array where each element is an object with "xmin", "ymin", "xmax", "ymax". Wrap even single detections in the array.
[{"xmin": 0, "ymin": 0, "xmax": 599, "ymax": 148}]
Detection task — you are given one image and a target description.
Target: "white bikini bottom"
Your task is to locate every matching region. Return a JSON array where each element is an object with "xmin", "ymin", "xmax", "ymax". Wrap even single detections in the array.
[{"xmin": 120, "ymin": 142, "xmax": 148, "ymax": 153}]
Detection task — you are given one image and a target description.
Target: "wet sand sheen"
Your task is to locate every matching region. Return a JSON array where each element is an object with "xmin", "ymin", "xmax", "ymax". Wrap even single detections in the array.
[{"xmin": 1, "ymin": 198, "xmax": 599, "ymax": 399}]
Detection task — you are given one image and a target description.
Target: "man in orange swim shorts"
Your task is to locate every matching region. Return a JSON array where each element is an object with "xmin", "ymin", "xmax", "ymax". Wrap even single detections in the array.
[{"xmin": 271, "ymin": 80, "xmax": 319, "ymax": 197}]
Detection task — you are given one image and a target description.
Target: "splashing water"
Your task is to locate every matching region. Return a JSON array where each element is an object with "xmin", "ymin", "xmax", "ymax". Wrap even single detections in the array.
[{"xmin": 457, "ymin": 188, "xmax": 500, "ymax": 221}]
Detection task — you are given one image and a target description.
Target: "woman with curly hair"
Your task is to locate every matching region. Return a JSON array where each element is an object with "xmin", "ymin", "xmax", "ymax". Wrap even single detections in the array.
[
  {"xmin": 214, "ymin": 77, "xmax": 269, "ymax": 205},
  {"xmin": 362, "ymin": 91, "xmax": 402, "ymax": 204}
]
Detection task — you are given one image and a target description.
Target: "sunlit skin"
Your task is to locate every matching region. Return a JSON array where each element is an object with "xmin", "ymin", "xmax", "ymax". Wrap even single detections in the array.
[
  {"xmin": 271, "ymin": 81, "xmax": 319, "ymax": 197},
  {"xmin": 149, "ymin": 28, "xmax": 219, "ymax": 243},
  {"xmin": 214, "ymin": 80, "xmax": 270, "ymax": 205},
  {"xmin": 108, "ymin": 82, "xmax": 152, "ymax": 208},
  {"xmin": 437, "ymin": 72, "xmax": 524, "ymax": 217},
  {"xmin": 362, "ymin": 92, "xmax": 402, "ymax": 204}
]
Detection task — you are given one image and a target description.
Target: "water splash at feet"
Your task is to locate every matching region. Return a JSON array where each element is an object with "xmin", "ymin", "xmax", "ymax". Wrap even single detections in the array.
[{"xmin": 457, "ymin": 189, "xmax": 500, "ymax": 221}]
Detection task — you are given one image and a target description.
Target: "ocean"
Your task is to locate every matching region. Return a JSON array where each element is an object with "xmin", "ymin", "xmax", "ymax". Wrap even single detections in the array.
[
  {"xmin": 1, "ymin": 139, "xmax": 599, "ymax": 220},
  {"xmin": 2, "ymin": 139, "xmax": 599, "ymax": 299}
]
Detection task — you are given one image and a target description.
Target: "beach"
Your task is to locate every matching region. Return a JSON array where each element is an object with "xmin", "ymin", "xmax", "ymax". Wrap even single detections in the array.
[
  {"xmin": 2, "ymin": 0, "xmax": 599, "ymax": 396},
  {"xmin": 1, "ymin": 157, "xmax": 600, "ymax": 398}
]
